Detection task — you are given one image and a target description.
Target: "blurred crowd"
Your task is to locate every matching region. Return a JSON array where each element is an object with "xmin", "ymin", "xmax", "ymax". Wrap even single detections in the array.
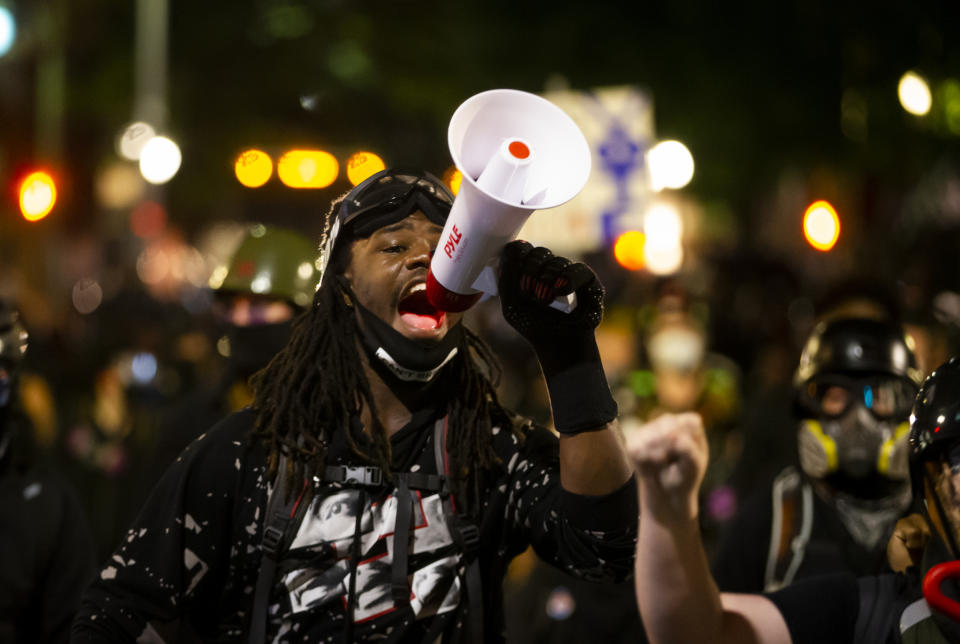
[{"xmin": 2, "ymin": 205, "xmax": 959, "ymax": 642}]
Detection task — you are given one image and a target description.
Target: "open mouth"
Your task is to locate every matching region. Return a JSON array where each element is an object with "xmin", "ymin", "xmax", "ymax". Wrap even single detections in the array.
[{"xmin": 398, "ymin": 283, "xmax": 446, "ymax": 331}]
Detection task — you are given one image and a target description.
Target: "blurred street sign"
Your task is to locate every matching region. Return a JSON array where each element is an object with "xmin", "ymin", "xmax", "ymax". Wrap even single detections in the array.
[{"xmin": 518, "ymin": 85, "xmax": 654, "ymax": 257}]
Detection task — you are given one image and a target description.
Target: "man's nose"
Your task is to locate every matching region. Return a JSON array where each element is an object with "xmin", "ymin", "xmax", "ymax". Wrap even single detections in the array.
[{"xmin": 405, "ymin": 240, "xmax": 432, "ymax": 269}]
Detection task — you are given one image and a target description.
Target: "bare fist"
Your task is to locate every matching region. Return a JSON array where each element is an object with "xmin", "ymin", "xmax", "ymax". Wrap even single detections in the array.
[
  {"xmin": 626, "ymin": 412, "xmax": 707, "ymax": 523},
  {"xmin": 887, "ymin": 513, "xmax": 930, "ymax": 573}
]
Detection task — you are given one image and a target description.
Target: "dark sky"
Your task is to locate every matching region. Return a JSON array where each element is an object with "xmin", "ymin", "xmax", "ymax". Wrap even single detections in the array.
[{"xmin": 2, "ymin": 0, "xmax": 959, "ymax": 240}]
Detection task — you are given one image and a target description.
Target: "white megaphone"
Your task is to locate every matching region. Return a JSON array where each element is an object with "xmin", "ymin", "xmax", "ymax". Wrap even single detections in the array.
[{"xmin": 424, "ymin": 89, "xmax": 592, "ymax": 313}]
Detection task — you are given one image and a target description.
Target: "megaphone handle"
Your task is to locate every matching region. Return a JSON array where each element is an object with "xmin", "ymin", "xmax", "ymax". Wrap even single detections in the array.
[{"xmin": 471, "ymin": 263, "xmax": 578, "ymax": 313}]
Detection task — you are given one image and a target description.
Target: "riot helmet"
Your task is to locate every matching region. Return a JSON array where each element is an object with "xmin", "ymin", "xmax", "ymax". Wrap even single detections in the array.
[
  {"xmin": 208, "ymin": 225, "xmax": 320, "ymax": 377},
  {"xmin": 794, "ymin": 317, "xmax": 923, "ymax": 485},
  {"xmin": 910, "ymin": 357, "xmax": 960, "ymax": 559},
  {"xmin": 210, "ymin": 224, "xmax": 320, "ymax": 310}
]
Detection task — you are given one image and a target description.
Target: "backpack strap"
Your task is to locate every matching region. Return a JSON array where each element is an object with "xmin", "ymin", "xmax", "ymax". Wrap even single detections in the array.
[
  {"xmin": 249, "ymin": 454, "xmax": 310, "ymax": 644},
  {"xmin": 764, "ymin": 466, "xmax": 813, "ymax": 592},
  {"xmin": 432, "ymin": 417, "xmax": 483, "ymax": 644},
  {"xmin": 392, "ymin": 473, "xmax": 414, "ymax": 604}
]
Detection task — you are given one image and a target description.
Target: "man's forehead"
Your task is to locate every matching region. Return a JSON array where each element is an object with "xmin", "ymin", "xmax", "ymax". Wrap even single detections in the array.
[{"xmin": 370, "ymin": 211, "xmax": 443, "ymax": 236}]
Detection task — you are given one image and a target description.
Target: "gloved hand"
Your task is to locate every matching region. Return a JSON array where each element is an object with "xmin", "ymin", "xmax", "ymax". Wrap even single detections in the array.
[{"xmin": 498, "ymin": 241, "xmax": 617, "ymax": 434}]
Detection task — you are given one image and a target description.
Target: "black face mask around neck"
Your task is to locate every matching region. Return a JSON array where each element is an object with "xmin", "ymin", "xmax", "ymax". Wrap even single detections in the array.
[
  {"xmin": 224, "ymin": 320, "xmax": 294, "ymax": 378},
  {"xmin": 352, "ymin": 299, "xmax": 461, "ymax": 383}
]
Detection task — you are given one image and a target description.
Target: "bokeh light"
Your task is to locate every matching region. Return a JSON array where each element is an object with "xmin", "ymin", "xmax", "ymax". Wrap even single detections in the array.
[
  {"xmin": 643, "ymin": 203, "xmax": 684, "ymax": 275},
  {"xmin": 803, "ymin": 200, "xmax": 840, "ymax": 251},
  {"xmin": 898, "ymin": 71, "xmax": 932, "ymax": 116},
  {"xmin": 96, "ymin": 162, "xmax": 146, "ymax": 209},
  {"xmin": 19, "ymin": 171, "xmax": 57, "ymax": 221},
  {"xmin": 614, "ymin": 231, "xmax": 646, "ymax": 270},
  {"xmin": 72, "ymin": 278, "xmax": 103, "ymax": 314},
  {"xmin": 117, "ymin": 121, "xmax": 156, "ymax": 161},
  {"xmin": 346, "ymin": 151, "xmax": 385, "ymax": 185},
  {"xmin": 0, "ymin": 7, "xmax": 15, "ymax": 58},
  {"xmin": 130, "ymin": 201, "xmax": 167, "ymax": 238},
  {"xmin": 277, "ymin": 149, "xmax": 338, "ymax": 188},
  {"xmin": 234, "ymin": 149, "xmax": 273, "ymax": 188},
  {"xmin": 647, "ymin": 140, "xmax": 695, "ymax": 191},
  {"xmin": 443, "ymin": 166, "xmax": 463, "ymax": 195},
  {"xmin": 643, "ymin": 202, "xmax": 684, "ymax": 246},
  {"xmin": 644, "ymin": 244, "xmax": 684, "ymax": 275},
  {"xmin": 130, "ymin": 352, "xmax": 158, "ymax": 384},
  {"xmin": 139, "ymin": 136, "xmax": 182, "ymax": 184}
]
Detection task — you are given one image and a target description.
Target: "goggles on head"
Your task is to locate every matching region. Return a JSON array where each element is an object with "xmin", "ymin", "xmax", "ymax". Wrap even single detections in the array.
[
  {"xmin": 799, "ymin": 374, "xmax": 917, "ymax": 421},
  {"xmin": 318, "ymin": 169, "xmax": 454, "ymax": 285}
]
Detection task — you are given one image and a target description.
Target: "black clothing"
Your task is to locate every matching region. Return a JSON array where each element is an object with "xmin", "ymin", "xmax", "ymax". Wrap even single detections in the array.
[
  {"xmin": 767, "ymin": 573, "xmax": 862, "ymax": 644},
  {"xmin": 72, "ymin": 409, "xmax": 637, "ymax": 642},
  {"xmin": 767, "ymin": 569, "xmax": 960, "ymax": 643},
  {"xmin": 504, "ymin": 557, "xmax": 648, "ymax": 644},
  {"xmin": 0, "ymin": 458, "xmax": 96, "ymax": 643},
  {"xmin": 713, "ymin": 467, "xmax": 892, "ymax": 592}
]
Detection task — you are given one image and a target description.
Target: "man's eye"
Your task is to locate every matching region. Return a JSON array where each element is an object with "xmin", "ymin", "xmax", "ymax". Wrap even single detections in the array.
[{"xmin": 384, "ymin": 245, "xmax": 405, "ymax": 253}]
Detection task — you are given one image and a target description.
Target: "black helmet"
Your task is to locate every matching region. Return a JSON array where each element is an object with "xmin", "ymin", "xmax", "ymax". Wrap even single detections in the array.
[
  {"xmin": 794, "ymin": 317, "xmax": 923, "ymax": 417},
  {"xmin": 909, "ymin": 357, "xmax": 960, "ymax": 557},
  {"xmin": 795, "ymin": 317, "xmax": 923, "ymax": 386}
]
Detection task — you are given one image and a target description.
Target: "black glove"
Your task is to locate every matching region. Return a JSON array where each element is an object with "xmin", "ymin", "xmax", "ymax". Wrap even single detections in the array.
[{"xmin": 499, "ymin": 241, "xmax": 617, "ymax": 434}]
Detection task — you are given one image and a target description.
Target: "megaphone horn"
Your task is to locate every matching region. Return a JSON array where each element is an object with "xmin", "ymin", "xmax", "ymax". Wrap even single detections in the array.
[{"xmin": 425, "ymin": 89, "xmax": 592, "ymax": 313}]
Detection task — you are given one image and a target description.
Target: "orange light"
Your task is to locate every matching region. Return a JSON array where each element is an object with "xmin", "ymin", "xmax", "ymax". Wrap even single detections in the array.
[
  {"xmin": 614, "ymin": 231, "xmax": 646, "ymax": 270},
  {"xmin": 443, "ymin": 166, "xmax": 463, "ymax": 196},
  {"xmin": 234, "ymin": 149, "xmax": 273, "ymax": 188},
  {"xmin": 803, "ymin": 200, "xmax": 840, "ymax": 251},
  {"xmin": 346, "ymin": 151, "xmax": 386, "ymax": 186},
  {"xmin": 277, "ymin": 150, "xmax": 338, "ymax": 188},
  {"xmin": 19, "ymin": 171, "xmax": 57, "ymax": 221}
]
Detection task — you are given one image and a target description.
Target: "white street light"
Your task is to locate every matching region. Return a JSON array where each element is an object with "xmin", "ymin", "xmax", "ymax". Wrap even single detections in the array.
[
  {"xmin": 139, "ymin": 135, "xmax": 181, "ymax": 184},
  {"xmin": 647, "ymin": 140, "xmax": 695, "ymax": 191}
]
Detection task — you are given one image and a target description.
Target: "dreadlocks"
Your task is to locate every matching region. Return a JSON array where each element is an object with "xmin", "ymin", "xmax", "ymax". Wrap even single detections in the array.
[{"xmin": 249, "ymin": 203, "xmax": 517, "ymax": 516}]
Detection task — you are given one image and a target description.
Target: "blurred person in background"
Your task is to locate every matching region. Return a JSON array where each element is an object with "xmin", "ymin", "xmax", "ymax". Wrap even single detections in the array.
[
  {"xmin": 72, "ymin": 169, "xmax": 636, "ymax": 643},
  {"xmin": 629, "ymin": 292, "xmax": 742, "ymax": 551},
  {"xmin": 630, "ymin": 356, "xmax": 960, "ymax": 644},
  {"xmin": 0, "ymin": 299, "xmax": 96, "ymax": 643},
  {"xmin": 713, "ymin": 316, "xmax": 923, "ymax": 592},
  {"xmin": 142, "ymin": 224, "xmax": 320, "ymax": 484}
]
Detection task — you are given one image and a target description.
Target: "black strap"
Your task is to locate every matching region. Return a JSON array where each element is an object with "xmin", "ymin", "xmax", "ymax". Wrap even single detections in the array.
[
  {"xmin": 392, "ymin": 474, "xmax": 413, "ymax": 604},
  {"xmin": 344, "ymin": 488, "xmax": 367, "ymax": 644},
  {"xmin": 432, "ymin": 419, "xmax": 484, "ymax": 644},
  {"xmin": 249, "ymin": 455, "xmax": 301, "ymax": 644},
  {"xmin": 323, "ymin": 464, "xmax": 443, "ymax": 492}
]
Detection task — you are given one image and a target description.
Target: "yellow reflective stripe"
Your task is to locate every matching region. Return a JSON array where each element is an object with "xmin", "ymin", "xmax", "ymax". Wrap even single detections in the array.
[
  {"xmin": 877, "ymin": 421, "xmax": 910, "ymax": 475},
  {"xmin": 806, "ymin": 420, "xmax": 837, "ymax": 471}
]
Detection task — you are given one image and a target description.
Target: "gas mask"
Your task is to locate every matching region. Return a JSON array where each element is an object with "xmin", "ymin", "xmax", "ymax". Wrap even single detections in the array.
[{"xmin": 797, "ymin": 374, "xmax": 916, "ymax": 483}]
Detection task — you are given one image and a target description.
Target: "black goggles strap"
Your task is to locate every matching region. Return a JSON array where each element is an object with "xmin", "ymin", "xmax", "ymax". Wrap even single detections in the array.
[{"xmin": 339, "ymin": 169, "xmax": 452, "ymax": 229}]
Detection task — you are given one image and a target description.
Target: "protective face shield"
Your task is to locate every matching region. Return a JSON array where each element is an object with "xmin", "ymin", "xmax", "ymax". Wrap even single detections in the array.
[{"xmin": 320, "ymin": 169, "xmax": 459, "ymax": 382}]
